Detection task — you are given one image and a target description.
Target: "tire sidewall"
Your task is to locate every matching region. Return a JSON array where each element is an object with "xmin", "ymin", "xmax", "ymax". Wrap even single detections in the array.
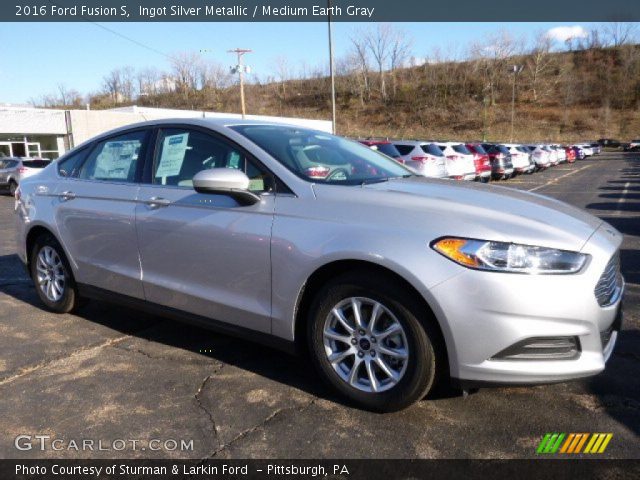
[
  {"xmin": 30, "ymin": 234, "xmax": 78, "ymax": 313},
  {"xmin": 308, "ymin": 273, "xmax": 437, "ymax": 412}
]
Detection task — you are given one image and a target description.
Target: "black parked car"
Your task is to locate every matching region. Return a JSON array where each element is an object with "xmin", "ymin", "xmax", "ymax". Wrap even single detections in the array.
[
  {"xmin": 597, "ymin": 138, "xmax": 622, "ymax": 148},
  {"xmin": 482, "ymin": 144, "xmax": 515, "ymax": 180}
]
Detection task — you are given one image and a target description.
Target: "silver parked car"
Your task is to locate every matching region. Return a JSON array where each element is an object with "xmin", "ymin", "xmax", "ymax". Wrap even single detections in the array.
[
  {"xmin": 0, "ymin": 157, "xmax": 50, "ymax": 196},
  {"xmin": 15, "ymin": 119, "xmax": 624, "ymax": 412}
]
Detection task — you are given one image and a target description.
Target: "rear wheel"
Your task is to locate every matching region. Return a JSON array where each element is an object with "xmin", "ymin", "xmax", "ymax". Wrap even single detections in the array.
[
  {"xmin": 8, "ymin": 181, "xmax": 17, "ymax": 197},
  {"xmin": 30, "ymin": 233, "xmax": 80, "ymax": 313},
  {"xmin": 307, "ymin": 271, "xmax": 441, "ymax": 412}
]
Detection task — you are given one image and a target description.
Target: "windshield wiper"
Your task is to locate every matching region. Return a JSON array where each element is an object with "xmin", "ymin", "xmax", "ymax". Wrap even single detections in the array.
[{"xmin": 360, "ymin": 177, "xmax": 390, "ymax": 186}]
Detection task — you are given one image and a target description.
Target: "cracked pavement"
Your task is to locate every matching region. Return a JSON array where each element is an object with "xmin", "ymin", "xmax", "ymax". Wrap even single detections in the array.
[{"xmin": 0, "ymin": 152, "xmax": 638, "ymax": 459}]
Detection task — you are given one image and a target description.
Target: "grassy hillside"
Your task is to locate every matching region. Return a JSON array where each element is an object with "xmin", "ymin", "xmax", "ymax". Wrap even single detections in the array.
[{"xmin": 118, "ymin": 46, "xmax": 640, "ymax": 142}]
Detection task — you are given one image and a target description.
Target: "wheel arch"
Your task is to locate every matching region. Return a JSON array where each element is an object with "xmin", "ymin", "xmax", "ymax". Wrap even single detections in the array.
[
  {"xmin": 293, "ymin": 259, "xmax": 450, "ymax": 377},
  {"xmin": 25, "ymin": 225, "xmax": 65, "ymax": 274}
]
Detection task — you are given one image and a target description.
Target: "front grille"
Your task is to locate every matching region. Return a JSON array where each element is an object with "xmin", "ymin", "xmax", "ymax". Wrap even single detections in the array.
[{"xmin": 594, "ymin": 253, "xmax": 623, "ymax": 307}]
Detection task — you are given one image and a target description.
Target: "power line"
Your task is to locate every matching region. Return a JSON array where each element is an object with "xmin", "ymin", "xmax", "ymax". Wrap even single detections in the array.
[{"xmin": 89, "ymin": 22, "xmax": 175, "ymax": 61}]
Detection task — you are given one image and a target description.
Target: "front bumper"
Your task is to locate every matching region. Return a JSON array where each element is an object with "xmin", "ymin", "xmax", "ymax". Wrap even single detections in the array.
[{"xmin": 428, "ymin": 224, "xmax": 624, "ymax": 385}]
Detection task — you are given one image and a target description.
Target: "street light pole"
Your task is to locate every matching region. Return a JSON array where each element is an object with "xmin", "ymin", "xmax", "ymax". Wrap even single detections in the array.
[
  {"xmin": 228, "ymin": 48, "xmax": 252, "ymax": 119},
  {"xmin": 510, "ymin": 64, "xmax": 523, "ymax": 143},
  {"xmin": 327, "ymin": 0, "xmax": 337, "ymax": 134}
]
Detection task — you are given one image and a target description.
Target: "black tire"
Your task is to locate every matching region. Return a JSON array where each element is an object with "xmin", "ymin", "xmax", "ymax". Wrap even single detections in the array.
[
  {"xmin": 30, "ymin": 233, "xmax": 80, "ymax": 313},
  {"xmin": 8, "ymin": 181, "xmax": 17, "ymax": 197},
  {"xmin": 307, "ymin": 271, "xmax": 442, "ymax": 412}
]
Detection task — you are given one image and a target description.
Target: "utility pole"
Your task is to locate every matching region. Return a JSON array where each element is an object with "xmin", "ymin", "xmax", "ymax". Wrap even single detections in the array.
[
  {"xmin": 510, "ymin": 65, "xmax": 523, "ymax": 142},
  {"xmin": 228, "ymin": 48, "xmax": 252, "ymax": 119},
  {"xmin": 327, "ymin": 0, "xmax": 337, "ymax": 134}
]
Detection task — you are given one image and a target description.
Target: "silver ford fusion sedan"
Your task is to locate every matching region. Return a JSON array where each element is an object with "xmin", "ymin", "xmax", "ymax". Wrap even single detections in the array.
[{"xmin": 14, "ymin": 119, "xmax": 624, "ymax": 411}]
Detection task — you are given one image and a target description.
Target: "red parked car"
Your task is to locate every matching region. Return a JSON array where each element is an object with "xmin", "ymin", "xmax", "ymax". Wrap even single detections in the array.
[
  {"xmin": 465, "ymin": 143, "xmax": 492, "ymax": 183},
  {"xmin": 564, "ymin": 146, "xmax": 576, "ymax": 163}
]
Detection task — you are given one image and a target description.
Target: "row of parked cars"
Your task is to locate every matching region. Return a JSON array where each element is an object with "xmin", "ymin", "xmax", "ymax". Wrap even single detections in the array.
[
  {"xmin": 0, "ymin": 139, "xmax": 604, "ymax": 196},
  {"xmin": 358, "ymin": 140, "xmax": 602, "ymax": 182}
]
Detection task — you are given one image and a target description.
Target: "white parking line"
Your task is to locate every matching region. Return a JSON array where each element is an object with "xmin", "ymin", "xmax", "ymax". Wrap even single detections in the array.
[
  {"xmin": 616, "ymin": 181, "xmax": 631, "ymax": 216},
  {"xmin": 527, "ymin": 165, "xmax": 592, "ymax": 192}
]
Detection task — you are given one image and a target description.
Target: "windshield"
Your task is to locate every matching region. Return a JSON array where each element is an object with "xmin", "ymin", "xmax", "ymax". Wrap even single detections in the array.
[{"xmin": 230, "ymin": 125, "xmax": 412, "ymax": 184}]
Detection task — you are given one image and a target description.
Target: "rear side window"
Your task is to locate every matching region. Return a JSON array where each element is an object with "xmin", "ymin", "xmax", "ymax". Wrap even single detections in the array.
[
  {"xmin": 468, "ymin": 144, "xmax": 487, "ymax": 155},
  {"xmin": 78, "ymin": 131, "xmax": 147, "ymax": 183},
  {"xmin": 394, "ymin": 144, "xmax": 414, "ymax": 156},
  {"xmin": 22, "ymin": 160, "xmax": 50, "ymax": 168},
  {"xmin": 421, "ymin": 144, "xmax": 444, "ymax": 156},
  {"xmin": 57, "ymin": 148, "xmax": 89, "ymax": 177},
  {"xmin": 375, "ymin": 143, "xmax": 401, "ymax": 158},
  {"xmin": 451, "ymin": 144, "xmax": 471, "ymax": 155}
]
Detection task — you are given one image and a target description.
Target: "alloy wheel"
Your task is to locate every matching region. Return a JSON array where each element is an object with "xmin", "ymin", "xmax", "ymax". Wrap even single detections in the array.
[
  {"xmin": 36, "ymin": 246, "xmax": 65, "ymax": 302},
  {"xmin": 322, "ymin": 297, "xmax": 409, "ymax": 393}
]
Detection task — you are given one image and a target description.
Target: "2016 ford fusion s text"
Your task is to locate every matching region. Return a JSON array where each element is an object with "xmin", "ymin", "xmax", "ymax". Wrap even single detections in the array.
[{"xmin": 14, "ymin": 119, "xmax": 624, "ymax": 411}]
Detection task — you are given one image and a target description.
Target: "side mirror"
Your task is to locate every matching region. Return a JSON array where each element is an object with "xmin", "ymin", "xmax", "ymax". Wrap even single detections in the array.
[{"xmin": 192, "ymin": 168, "xmax": 261, "ymax": 206}]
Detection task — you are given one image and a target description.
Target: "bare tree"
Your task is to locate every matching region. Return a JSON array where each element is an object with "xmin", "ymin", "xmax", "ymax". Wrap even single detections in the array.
[
  {"xmin": 363, "ymin": 24, "xmax": 393, "ymax": 100},
  {"xmin": 470, "ymin": 30, "xmax": 521, "ymax": 106},
  {"xmin": 603, "ymin": 22, "xmax": 638, "ymax": 48},
  {"xmin": 137, "ymin": 67, "xmax": 160, "ymax": 96},
  {"xmin": 350, "ymin": 34, "xmax": 371, "ymax": 102},
  {"xmin": 119, "ymin": 66, "xmax": 136, "ymax": 101},
  {"xmin": 388, "ymin": 28, "xmax": 413, "ymax": 97},
  {"xmin": 272, "ymin": 55, "xmax": 291, "ymax": 100},
  {"xmin": 170, "ymin": 51, "xmax": 204, "ymax": 97},
  {"xmin": 526, "ymin": 32, "xmax": 556, "ymax": 102},
  {"xmin": 102, "ymin": 69, "xmax": 123, "ymax": 105}
]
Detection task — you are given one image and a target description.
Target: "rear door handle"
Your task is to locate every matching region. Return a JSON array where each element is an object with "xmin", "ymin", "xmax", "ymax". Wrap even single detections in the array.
[
  {"xmin": 59, "ymin": 191, "xmax": 76, "ymax": 201},
  {"xmin": 144, "ymin": 196, "xmax": 171, "ymax": 208}
]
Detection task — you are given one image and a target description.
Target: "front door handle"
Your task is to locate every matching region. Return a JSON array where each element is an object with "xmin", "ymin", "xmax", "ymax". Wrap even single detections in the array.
[
  {"xmin": 144, "ymin": 196, "xmax": 171, "ymax": 208},
  {"xmin": 59, "ymin": 191, "xmax": 76, "ymax": 201}
]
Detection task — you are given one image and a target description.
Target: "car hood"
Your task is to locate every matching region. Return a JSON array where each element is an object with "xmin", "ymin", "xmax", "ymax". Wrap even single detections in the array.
[{"xmin": 312, "ymin": 176, "xmax": 604, "ymax": 251}]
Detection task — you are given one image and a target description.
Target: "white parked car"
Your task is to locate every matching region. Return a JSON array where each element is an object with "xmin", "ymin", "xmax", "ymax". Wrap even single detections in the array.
[
  {"xmin": 392, "ymin": 141, "xmax": 448, "ymax": 179},
  {"xmin": 504, "ymin": 144, "xmax": 534, "ymax": 175},
  {"xmin": 435, "ymin": 142, "xmax": 476, "ymax": 181},
  {"xmin": 525, "ymin": 145, "xmax": 550, "ymax": 169},
  {"xmin": 542, "ymin": 146, "xmax": 559, "ymax": 166},
  {"xmin": 575, "ymin": 144, "xmax": 595, "ymax": 157},
  {"xmin": 552, "ymin": 145, "xmax": 567, "ymax": 163}
]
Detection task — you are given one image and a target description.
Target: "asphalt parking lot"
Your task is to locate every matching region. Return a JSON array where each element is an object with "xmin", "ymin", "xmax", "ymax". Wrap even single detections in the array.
[{"xmin": 0, "ymin": 152, "xmax": 638, "ymax": 459}]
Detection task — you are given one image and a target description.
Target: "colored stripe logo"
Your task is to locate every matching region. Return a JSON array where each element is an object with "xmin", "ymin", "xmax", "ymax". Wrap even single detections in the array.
[{"xmin": 537, "ymin": 433, "xmax": 613, "ymax": 454}]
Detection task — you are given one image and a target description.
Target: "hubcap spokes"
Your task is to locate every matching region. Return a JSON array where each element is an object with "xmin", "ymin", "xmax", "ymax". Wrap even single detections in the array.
[
  {"xmin": 323, "ymin": 297, "xmax": 409, "ymax": 393},
  {"xmin": 36, "ymin": 246, "xmax": 65, "ymax": 302}
]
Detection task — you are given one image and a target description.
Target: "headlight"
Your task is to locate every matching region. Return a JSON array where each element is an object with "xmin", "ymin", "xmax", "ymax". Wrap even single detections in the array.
[{"xmin": 431, "ymin": 237, "xmax": 588, "ymax": 274}]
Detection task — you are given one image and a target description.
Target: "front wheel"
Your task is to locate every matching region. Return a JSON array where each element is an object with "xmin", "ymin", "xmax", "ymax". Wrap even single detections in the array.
[
  {"xmin": 307, "ymin": 272, "xmax": 441, "ymax": 412},
  {"xmin": 30, "ymin": 233, "xmax": 81, "ymax": 313},
  {"xmin": 8, "ymin": 181, "xmax": 17, "ymax": 197}
]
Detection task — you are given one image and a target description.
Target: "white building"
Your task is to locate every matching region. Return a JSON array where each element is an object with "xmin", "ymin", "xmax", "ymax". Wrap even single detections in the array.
[{"xmin": 0, "ymin": 105, "xmax": 332, "ymax": 160}]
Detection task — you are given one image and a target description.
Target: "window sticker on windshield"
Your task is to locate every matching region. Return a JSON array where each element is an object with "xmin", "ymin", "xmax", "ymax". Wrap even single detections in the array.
[
  {"xmin": 95, "ymin": 141, "xmax": 139, "ymax": 179},
  {"xmin": 155, "ymin": 133, "xmax": 190, "ymax": 178}
]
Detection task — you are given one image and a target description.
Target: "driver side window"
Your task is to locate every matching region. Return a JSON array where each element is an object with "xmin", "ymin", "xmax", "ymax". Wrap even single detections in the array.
[{"xmin": 153, "ymin": 128, "xmax": 273, "ymax": 192}]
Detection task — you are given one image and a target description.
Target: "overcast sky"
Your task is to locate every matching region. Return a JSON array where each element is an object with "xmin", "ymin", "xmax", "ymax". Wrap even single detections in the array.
[{"xmin": 1, "ymin": 22, "xmax": 605, "ymax": 104}]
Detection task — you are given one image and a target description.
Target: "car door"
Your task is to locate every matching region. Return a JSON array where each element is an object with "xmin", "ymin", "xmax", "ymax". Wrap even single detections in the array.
[
  {"xmin": 135, "ymin": 126, "xmax": 275, "ymax": 333},
  {"xmin": 53, "ymin": 129, "xmax": 149, "ymax": 299}
]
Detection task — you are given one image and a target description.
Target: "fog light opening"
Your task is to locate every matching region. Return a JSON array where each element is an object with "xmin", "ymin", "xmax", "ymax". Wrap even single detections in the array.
[{"xmin": 491, "ymin": 336, "xmax": 580, "ymax": 361}]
